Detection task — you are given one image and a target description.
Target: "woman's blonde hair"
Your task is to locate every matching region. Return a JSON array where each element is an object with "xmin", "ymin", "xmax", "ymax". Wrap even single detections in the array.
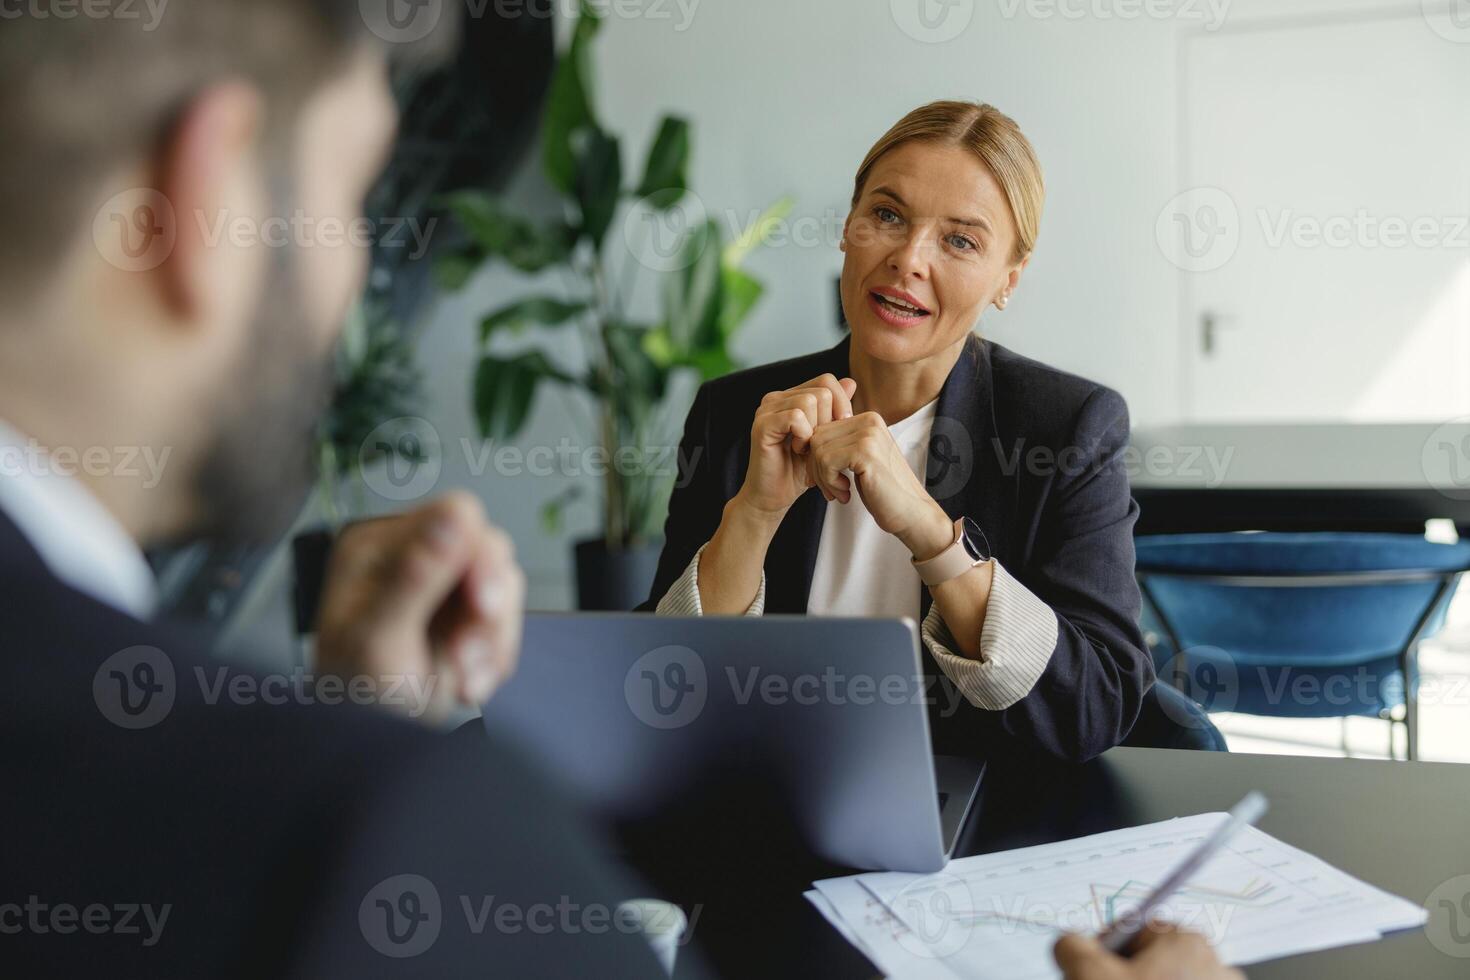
[{"xmin": 850, "ymin": 101, "xmax": 1045, "ymax": 262}]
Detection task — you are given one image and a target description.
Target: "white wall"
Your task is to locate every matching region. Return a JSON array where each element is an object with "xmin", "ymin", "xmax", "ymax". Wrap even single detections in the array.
[{"xmin": 391, "ymin": 0, "xmax": 1439, "ymax": 610}]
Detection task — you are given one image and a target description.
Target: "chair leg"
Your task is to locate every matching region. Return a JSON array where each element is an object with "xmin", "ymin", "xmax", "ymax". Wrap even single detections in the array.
[
  {"xmin": 1406, "ymin": 705, "xmax": 1419, "ymax": 762},
  {"xmin": 1386, "ymin": 717, "xmax": 1397, "ymax": 761},
  {"xmin": 1339, "ymin": 717, "xmax": 1351, "ymax": 758}
]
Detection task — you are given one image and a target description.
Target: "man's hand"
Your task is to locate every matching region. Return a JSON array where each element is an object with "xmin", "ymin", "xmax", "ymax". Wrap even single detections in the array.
[
  {"xmin": 314, "ymin": 492, "xmax": 526, "ymax": 725},
  {"xmin": 1054, "ymin": 926, "xmax": 1246, "ymax": 980}
]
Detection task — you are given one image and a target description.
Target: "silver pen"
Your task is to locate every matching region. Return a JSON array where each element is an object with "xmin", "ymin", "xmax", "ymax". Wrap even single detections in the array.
[{"xmin": 1102, "ymin": 791, "xmax": 1270, "ymax": 955}]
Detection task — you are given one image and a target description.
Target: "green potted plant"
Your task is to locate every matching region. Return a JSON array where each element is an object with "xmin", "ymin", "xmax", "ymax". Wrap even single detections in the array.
[{"xmin": 436, "ymin": 0, "xmax": 789, "ymax": 609}]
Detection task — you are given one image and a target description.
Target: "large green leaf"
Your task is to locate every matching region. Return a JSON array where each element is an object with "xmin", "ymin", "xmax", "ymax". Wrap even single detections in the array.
[
  {"xmin": 724, "ymin": 196, "xmax": 794, "ymax": 268},
  {"xmin": 605, "ymin": 322, "xmax": 669, "ymax": 407},
  {"xmin": 718, "ymin": 266, "xmax": 764, "ymax": 340},
  {"xmin": 541, "ymin": 1, "xmax": 603, "ymax": 196},
  {"xmin": 479, "ymin": 297, "xmax": 587, "ymax": 342},
  {"xmin": 574, "ymin": 128, "xmax": 622, "ymax": 251},
  {"xmin": 473, "ymin": 351, "xmax": 574, "ymax": 441},
  {"xmin": 635, "ymin": 116, "xmax": 690, "ymax": 201},
  {"xmin": 640, "ymin": 326, "xmax": 677, "ymax": 369},
  {"xmin": 662, "ymin": 219, "xmax": 724, "ymax": 354},
  {"xmin": 439, "ymin": 191, "xmax": 570, "ymax": 273}
]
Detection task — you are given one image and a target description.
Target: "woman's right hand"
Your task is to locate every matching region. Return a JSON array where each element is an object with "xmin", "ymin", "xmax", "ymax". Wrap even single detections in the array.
[{"xmin": 737, "ymin": 373, "xmax": 858, "ymax": 518}]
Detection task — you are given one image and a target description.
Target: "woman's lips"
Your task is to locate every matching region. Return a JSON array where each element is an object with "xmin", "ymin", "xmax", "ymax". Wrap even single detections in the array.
[{"xmin": 867, "ymin": 290, "xmax": 932, "ymax": 327}]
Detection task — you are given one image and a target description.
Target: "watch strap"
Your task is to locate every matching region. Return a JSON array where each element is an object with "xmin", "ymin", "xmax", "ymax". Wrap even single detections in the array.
[{"xmin": 912, "ymin": 516, "xmax": 985, "ymax": 587}]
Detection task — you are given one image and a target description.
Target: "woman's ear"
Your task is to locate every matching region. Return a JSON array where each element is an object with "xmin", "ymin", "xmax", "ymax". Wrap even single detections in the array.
[
  {"xmin": 996, "ymin": 255, "xmax": 1030, "ymax": 310},
  {"xmin": 839, "ymin": 211, "xmax": 854, "ymax": 252}
]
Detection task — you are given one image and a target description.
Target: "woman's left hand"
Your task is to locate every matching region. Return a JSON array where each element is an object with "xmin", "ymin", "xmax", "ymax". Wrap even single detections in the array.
[{"xmin": 806, "ymin": 412, "xmax": 952, "ymax": 555}]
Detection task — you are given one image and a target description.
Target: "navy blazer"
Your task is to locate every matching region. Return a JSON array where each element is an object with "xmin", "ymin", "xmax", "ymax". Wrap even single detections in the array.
[
  {"xmin": 0, "ymin": 510, "xmax": 675, "ymax": 979},
  {"xmin": 639, "ymin": 332, "xmax": 1154, "ymax": 762}
]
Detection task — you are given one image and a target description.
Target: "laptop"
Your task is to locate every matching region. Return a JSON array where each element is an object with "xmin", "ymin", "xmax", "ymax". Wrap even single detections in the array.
[{"xmin": 480, "ymin": 612, "xmax": 983, "ymax": 872}]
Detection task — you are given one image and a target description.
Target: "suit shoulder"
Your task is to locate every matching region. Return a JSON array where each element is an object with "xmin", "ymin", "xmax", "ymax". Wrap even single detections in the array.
[{"xmin": 986, "ymin": 340, "xmax": 1128, "ymax": 421}]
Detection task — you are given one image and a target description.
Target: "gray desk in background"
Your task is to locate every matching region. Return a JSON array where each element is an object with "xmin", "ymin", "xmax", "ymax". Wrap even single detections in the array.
[{"xmin": 1129, "ymin": 423, "xmax": 1470, "ymax": 534}]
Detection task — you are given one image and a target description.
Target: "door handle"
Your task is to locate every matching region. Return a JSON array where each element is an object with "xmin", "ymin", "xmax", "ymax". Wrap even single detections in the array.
[{"xmin": 1200, "ymin": 310, "xmax": 1235, "ymax": 356}]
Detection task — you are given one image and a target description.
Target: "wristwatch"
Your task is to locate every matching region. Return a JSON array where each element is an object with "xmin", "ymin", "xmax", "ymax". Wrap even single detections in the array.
[{"xmin": 911, "ymin": 516, "xmax": 990, "ymax": 587}]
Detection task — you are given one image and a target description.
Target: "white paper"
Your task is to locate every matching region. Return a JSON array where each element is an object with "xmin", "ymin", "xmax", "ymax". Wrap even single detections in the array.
[{"xmin": 812, "ymin": 813, "xmax": 1427, "ymax": 979}]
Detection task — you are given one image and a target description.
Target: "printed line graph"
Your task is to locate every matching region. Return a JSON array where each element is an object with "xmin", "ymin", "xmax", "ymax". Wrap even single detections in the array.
[{"xmin": 814, "ymin": 814, "xmax": 1427, "ymax": 980}]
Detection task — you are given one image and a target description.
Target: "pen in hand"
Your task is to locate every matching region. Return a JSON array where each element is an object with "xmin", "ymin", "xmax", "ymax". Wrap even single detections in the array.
[{"xmin": 1101, "ymin": 792, "xmax": 1269, "ymax": 956}]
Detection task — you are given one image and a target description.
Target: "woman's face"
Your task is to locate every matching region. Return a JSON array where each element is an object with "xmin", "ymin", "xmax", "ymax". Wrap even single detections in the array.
[{"xmin": 840, "ymin": 140, "xmax": 1028, "ymax": 366}]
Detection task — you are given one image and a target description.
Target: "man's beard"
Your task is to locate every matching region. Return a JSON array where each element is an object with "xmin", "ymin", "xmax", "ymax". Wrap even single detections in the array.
[{"xmin": 192, "ymin": 249, "xmax": 339, "ymax": 547}]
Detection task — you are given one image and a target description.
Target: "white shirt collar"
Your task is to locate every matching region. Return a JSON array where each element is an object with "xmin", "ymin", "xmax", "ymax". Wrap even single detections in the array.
[{"xmin": 0, "ymin": 420, "xmax": 158, "ymax": 620}]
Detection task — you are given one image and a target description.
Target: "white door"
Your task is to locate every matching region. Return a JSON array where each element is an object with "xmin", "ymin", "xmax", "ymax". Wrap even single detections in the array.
[{"xmin": 1169, "ymin": 9, "xmax": 1470, "ymax": 422}]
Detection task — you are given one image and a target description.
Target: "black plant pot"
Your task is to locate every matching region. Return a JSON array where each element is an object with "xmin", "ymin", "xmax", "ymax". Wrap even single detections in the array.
[{"xmin": 574, "ymin": 538, "xmax": 664, "ymax": 612}]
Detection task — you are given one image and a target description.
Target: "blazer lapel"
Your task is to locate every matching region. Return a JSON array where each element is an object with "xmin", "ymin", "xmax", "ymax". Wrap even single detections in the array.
[{"xmin": 918, "ymin": 332, "xmax": 1009, "ymax": 621}]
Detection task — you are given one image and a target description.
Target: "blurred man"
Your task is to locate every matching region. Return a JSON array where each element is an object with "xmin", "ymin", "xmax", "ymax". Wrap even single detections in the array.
[{"xmin": 0, "ymin": 3, "xmax": 668, "ymax": 976}]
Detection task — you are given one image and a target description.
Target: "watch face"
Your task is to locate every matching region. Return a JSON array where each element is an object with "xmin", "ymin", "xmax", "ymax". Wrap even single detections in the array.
[{"xmin": 960, "ymin": 517, "xmax": 990, "ymax": 562}]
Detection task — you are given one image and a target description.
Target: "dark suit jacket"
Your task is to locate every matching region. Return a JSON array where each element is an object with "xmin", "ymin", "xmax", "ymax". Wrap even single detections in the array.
[
  {"xmin": 0, "ymin": 511, "xmax": 675, "ymax": 978},
  {"xmin": 639, "ymin": 332, "xmax": 1153, "ymax": 762}
]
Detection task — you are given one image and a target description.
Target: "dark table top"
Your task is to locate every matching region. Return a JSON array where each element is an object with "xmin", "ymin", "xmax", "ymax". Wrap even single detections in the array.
[{"xmin": 634, "ymin": 747, "xmax": 1470, "ymax": 979}]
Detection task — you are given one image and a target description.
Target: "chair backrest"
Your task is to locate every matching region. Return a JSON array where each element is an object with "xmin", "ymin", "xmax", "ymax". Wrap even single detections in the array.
[{"xmin": 1134, "ymin": 533, "xmax": 1470, "ymax": 667}]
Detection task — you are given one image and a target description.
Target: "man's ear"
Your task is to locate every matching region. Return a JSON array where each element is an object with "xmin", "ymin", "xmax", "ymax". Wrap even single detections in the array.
[{"xmin": 156, "ymin": 81, "xmax": 265, "ymax": 324}]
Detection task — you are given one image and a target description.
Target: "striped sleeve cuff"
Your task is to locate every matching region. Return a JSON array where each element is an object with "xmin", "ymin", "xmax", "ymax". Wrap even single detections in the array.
[
  {"xmin": 920, "ymin": 559, "xmax": 1058, "ymax": 710},
  {"xmin": 654, "ymin": 541, "xmax": 767, "ymax": 617}
]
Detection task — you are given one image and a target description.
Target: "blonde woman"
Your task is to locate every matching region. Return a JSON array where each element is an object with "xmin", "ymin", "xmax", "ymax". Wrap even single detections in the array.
[{"xmin": 638, "ymin": 101, "xmax": 1153, "ymax": 763}]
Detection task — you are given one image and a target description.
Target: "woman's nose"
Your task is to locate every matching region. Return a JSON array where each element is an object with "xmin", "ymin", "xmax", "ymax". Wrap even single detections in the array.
[{"xmin": 886, "ymin": 231, "xmax": 930, "ymax": 280}]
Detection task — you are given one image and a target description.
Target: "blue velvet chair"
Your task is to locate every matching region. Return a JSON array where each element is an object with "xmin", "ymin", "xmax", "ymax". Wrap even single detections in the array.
[{"xmin": 1135, "ymin": 532, "xmax": 1470, "ymax": 760}]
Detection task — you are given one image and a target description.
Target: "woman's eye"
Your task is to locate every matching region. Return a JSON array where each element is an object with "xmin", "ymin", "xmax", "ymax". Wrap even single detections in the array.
[
  {"xmin": 947, "ymin": 234, "xmax": 978, "ymax": 252},
  {"xmin": 875, "ymin": 206, "xmax": 901, "ymax": 224}
]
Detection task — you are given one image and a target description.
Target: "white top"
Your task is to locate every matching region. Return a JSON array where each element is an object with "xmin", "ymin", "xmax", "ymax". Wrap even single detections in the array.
[
  {"xmin": 805, "ymin": 398, "xmax": 939, "ymax": 623},
  {"xmin": 0, "ymin": 419, "xmax": 158, "ymax": 620}
]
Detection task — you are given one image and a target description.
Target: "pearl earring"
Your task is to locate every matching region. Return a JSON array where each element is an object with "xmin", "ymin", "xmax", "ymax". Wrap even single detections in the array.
[{"xmin": 997, "ymin": 291, "xmax": 1010, "ymax": 310}]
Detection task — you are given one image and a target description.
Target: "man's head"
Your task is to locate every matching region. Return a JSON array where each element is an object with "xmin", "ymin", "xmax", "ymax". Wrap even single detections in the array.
[{"xmin": 0, "ymin": 2, "xmax": 451, "ymax": 547}]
